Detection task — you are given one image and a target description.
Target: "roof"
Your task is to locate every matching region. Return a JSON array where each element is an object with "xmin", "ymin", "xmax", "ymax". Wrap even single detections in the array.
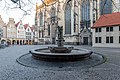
[
  {"xmin": 24, "ymin": 24, "xmax": 29, "ymax": 29},
  {"xmin": 92, "ymin": 12, "xmax": 120, "ymax": 28},
  {"xmin": 15, "ymin": 20, "xmax": 22, "ymax": 27},
  {"xmin": 24, "ymin": 24, "xmax": 34, "ymax": 32}
]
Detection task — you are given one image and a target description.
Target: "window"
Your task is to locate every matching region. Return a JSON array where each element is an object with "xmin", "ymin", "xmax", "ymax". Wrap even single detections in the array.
[
  {"xmin": 110, "ymin": 27, "xmax": 113, "ymax": 31},
  {"xmin": 106, "ymin": 27, "xmax": 113, "ymax": 32},
  {"xmin": 95, "ymin": 37, "xmax": 102, "ymax": 43},
  {"xmin": 48, "ymin": 24, "xmax": 50, "ymax": 36},
  {"xmin": 99, "ymin": 28, "xmax": 101, "ymax": 32},
  {"xmin": 40, "ymin": 12, "xmax": 43, "ymax": 26},
  {"xmin": 99, "ymin": 37, "xmax": 102, "ymax": 43},
  {"xmin": 110, "ymin": 36, "xmax": 113, "ymax": 43},
  {"xmin": 106, "ymin": 37, "xmax": 109, "ymax": 43},
  {"xmin": 95, "ymin": 37, "xmax": 98, "ymax": 43},
  {"xmin": 106, "ymin": 27, "xmax": 109, "ymax": 32},
  {"xmin": 100, "ymin": 0, "xmax": 112, "ymax": 15},
  {"xmin": 95, "ymin": 28, "xmax": 98, "ymax": 32},
  {"xmin": 119, "ymin": 36, "xmax": 120, "ymax": 43},
  {"xmin": 65, "ymin": 2, "xmax": 71, "ymax": 34},
  {"xmin": 81, "ymin": 0, "xmax": 90, "ymax": 28},
  {"xmin": 106, "ymin": 36, "xmax": 113, "ymax": 43},
  {"xmin": 95, "ymin": 28, "xmax": 101, "ymax": 32}
]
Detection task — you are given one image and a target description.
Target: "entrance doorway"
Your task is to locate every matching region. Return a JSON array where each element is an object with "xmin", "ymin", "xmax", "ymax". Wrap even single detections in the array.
[
  {"xmin": 52, "ymin": 38, "xmax": 55, "ymax": 44},
  {"xmin": 83, "ymin": 37, "xmax": 88, "ymax": 45}
]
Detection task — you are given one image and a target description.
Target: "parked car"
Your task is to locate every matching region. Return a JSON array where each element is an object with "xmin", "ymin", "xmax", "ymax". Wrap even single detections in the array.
[{"xmin": 0, "ymin": 43, "xmax": 9, "ymax": 48}]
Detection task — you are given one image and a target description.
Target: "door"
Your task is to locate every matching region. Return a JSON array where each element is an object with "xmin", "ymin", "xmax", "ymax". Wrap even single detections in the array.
[{"xmin": 83, "ymin": 37, "xmax": 88, "ymax": 45}]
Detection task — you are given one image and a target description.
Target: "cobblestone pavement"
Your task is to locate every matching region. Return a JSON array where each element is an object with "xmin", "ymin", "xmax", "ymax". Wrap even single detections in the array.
[{"xmin": 0, "ymin": 45, "xmax": 120, "ymax": 80}]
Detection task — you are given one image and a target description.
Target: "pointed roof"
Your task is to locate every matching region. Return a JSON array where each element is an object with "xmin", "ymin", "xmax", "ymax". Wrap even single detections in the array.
[
  {"xmin": 24, "ymin": 24, "xmax": 34, "ymax": 32},
  {"xmin": 15, "ymin": 20, "xmax": 22, "ymax": 27},
  {"xmin": 92, "ymin": 12, "xmax": 120, "ymax": 28},
  {"xmin": 30, "ymin": 27, "xmax": 34, "ymax": 32},
  {"xmin": 24, "ymin": 24, "xmax": 29, "ymax": 29}
]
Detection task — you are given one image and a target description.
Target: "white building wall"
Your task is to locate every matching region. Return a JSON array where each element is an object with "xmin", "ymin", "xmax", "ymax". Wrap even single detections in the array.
[
  {"xmin": 92, "ymin": 26, "xmax": 120, "ymax": 48},
  {"xmin": 17, "ymin": 23, "xmax": 25, "ymax": 39}
]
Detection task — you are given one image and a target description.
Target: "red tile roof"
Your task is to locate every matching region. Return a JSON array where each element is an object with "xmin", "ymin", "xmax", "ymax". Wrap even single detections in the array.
[
  {"xmin": 30, "ymin": 27, "xmax": 34, "ymax": 32},
  {"xmin": 15, "ymin": 20, "xmax": 22, "ymax": 27},
  {"xmin": 24, "ymin": 24, "xmax": 34, "ymax": 32},
  {"xmin": 24, "ymin": 24, "xmax": 29, "ymax": 29},
  {"xmin": 92, "ymin": 12, "xmax": 120, "ymax": 28}
]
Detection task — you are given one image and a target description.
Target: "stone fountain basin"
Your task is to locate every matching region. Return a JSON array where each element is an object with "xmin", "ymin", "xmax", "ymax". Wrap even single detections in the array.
[
  {"xmin": 48, "ymin": 47, "xmax": 74, "ymax": 53},
  {"xmin": 29, "ymin": 48, "xmax": 93, "ymax": 62}
]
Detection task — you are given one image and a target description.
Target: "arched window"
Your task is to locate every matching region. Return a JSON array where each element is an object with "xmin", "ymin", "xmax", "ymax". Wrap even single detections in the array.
[
  {"xmin": 0, "ymin": 28, "xmax": 3, "ymax": 37},
  {"xmin": 65, "ymin": 2, "xmax": 71, "ymax": 34},
  {"xmin": 80, "ymin": 0, "xmax": 90, "ymax": 28},
  {"xmin": 100, "ymin": 0, "xmax": 112, "ymax": 15},
  {"xmin": 40, "ymin": 12, "xmax": 43, "ymax": 26}
]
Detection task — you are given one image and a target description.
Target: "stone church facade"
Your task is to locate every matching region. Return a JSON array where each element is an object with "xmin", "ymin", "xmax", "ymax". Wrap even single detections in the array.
[{"xmin": 34, "ymin": 0, "xmax": 120, "ymax": 45}]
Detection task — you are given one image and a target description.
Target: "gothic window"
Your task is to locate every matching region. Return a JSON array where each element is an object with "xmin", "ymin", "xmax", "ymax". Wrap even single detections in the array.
[
  {"xmin": 65, "ymin": 2, "xmax": 71, "ymax": 34},
  {"xmin": 100, "ymin": 0, "xmax": 112, "ymax": 15},
  {"xmin": 40, "ymin": 12, "xmax": 43, "ymax": 26},
  {"xmin": 80, "ymin": 0, "xmax": 90, "ymax": 28},
  {"xmin": 74, "ymin": 0, "xmax": 78, "ymax": 33}
]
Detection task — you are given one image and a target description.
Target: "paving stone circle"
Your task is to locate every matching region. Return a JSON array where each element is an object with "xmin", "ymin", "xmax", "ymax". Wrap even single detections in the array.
[{"xmin": 16, "ymin": 52, "xmax": 106, "ymax": 71}]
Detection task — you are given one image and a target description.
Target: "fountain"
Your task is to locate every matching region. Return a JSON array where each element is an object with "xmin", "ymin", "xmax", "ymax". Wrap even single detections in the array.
[
  {"xmin": 29, "ymin": 26, "xmax": 93, "ymax": 62},
  {"xmin": 16, "ymin": 26, "xmax": 106, "ymax": 70}
]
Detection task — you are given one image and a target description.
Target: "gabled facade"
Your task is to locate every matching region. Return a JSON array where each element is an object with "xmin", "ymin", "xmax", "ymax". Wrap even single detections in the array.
[
  {"xmin": 7, "ymin": 18, "xmax": 17, "ymax": 45},
  {"xmin": 0, "ymin": 15, "xmax": 7, "ymax": 44},
  {"xmin": 16, "ymin": 20, "xmax": 25, "ymax": 45},
  {"xmin": 92, "ymin": 12, "xmax": 120, "ymax": 48},
  {"xmin": 24, "ymin": 24, "xmax": 34, "ymax": 44}
]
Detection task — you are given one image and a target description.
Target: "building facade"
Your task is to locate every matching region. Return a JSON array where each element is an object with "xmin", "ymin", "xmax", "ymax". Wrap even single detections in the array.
[
  {"xmin": 16, "ymin": 20, "xmax": 26, "ymax": 45},
  {"xmin": 92, "ymin": 12, "xmax": 120, "ymax": 48},
  {"xmin": 0, "ymin": 15, "xmax": 35, "ymax": 45},
  {"xmin": 35, "ymin": 0, "xmax": 94, "ymax": 45},
  {"xmin": 7, "ymin": 18, "xmax": 17, "ymax": 45},
  {"xmin": 0, "ymin": 15, "xmax": 7, "ymax": 45},
  {"xmin": 24, "ymin": 24, "xmax": 34, "ymax": 45}
]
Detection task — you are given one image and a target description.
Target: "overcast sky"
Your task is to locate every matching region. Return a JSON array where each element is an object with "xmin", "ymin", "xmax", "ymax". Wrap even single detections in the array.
[{"xmin": 0, "ymin": 0, "xmax": 42, "ymax": 26}]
